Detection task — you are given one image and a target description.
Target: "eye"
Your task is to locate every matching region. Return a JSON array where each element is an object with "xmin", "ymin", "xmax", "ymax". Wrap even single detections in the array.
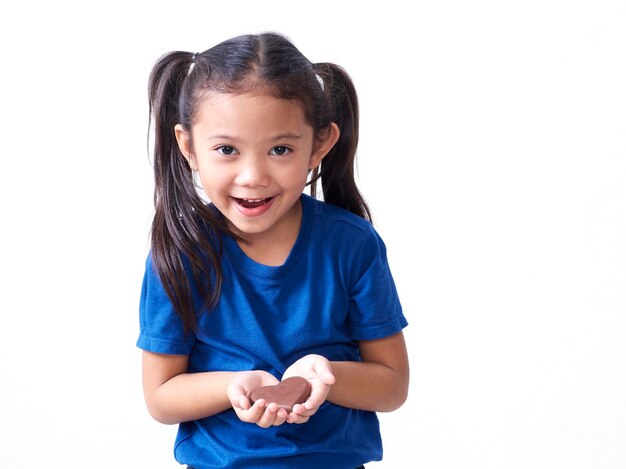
[
  {"xmin": 271, "ymin": 146, "xmax": 291, "ymax": 156},
  {"xmin": 217, "ymin": 145, "xmax": 237, "ymax": 156}
]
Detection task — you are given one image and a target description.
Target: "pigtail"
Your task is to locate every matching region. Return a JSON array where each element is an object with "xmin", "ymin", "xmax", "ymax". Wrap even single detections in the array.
[
  {"xmin": 144, "ymin": 34, "xmax": 373, "ymax": 334},
  {"xmin": 148, "ymin": 51, "xmax": 229, "ymax": 334},
  {"xmin": 313, "ymin": 63, "xmax": 372, "ymax": 222}
]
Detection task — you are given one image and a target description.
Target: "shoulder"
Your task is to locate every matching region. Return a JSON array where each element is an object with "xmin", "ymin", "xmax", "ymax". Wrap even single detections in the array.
[
  {"xmin": 304, "ymin": 195, "xmax": 387, "ymax": 259},
  {"xmin": 302, "ymin": 195, "xmax": 391, "ymax": 280},
  {"xmin": 304, "ymin": 194, "xmax": 375, "ymax": 239}
]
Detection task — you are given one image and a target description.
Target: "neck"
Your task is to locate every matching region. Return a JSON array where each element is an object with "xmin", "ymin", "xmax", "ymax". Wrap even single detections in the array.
[{"xmin": 236, "ymin": 201, "xmax": 302, "ymax": 266}]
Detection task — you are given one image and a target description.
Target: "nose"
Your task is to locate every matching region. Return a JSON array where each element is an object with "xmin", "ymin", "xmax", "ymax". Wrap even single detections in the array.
[{"xmin": 234, "ymin": 155, "xmax": 270, "ymax": 188}]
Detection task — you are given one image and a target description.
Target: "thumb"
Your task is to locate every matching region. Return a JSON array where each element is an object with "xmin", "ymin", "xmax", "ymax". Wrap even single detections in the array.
[{"xmin": 314, "ymin": 358, "xmax": 336, "ymax": 385}]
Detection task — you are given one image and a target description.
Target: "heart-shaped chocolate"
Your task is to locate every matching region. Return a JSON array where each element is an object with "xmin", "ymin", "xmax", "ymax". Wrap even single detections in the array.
[{"xmin": 250, "ymin": 376, "xmax": 312, "ymax": 412}]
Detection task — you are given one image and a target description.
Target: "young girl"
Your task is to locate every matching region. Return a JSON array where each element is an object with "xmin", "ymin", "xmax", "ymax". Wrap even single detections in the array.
[{"xmin": 138, "ymin": 32, "xmax": 409, "ymax": 469}]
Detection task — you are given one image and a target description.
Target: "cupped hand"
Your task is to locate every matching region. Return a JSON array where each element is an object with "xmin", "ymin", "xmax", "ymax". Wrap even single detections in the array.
[
  {"xmin": 282, "ymin": 354, "xmax": 336, "ymax": 424},
  {"xmin": 226, "ymin": 370, "xmax": 289, "ymax": 428}
]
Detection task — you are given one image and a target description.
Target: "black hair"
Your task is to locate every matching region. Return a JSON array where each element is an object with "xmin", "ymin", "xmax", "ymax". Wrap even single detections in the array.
[{"xmin": 148, "ymin": 32, "xmax": 370, "ymax": 333}]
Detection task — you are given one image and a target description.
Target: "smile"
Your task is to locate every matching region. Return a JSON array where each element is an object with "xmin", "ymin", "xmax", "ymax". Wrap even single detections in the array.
[{"xmin": 234, "ymin": 197, "xmax": 274, "ymax": 209}]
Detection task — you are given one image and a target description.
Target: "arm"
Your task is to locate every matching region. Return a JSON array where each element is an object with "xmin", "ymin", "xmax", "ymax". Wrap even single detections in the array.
[
  {"xmin": 283, "ymin": 331, "xmax": 409, "ymax": 422},
  {"xmin": 142, "ymin": 351, "xmax": 235, "ymax": 424},
  {"xmin": 327, "ymin": 331, "xmax": 409, "ymax": 412},
  {"xmin": 142, "ymin": 351, "xmax": 287, "ymax": 426}
]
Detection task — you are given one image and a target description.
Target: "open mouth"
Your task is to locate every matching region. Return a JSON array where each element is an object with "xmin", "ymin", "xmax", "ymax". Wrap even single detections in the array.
[{"xmin": 234, "ymin": 197, "xmax": 273, "ymax": 209}]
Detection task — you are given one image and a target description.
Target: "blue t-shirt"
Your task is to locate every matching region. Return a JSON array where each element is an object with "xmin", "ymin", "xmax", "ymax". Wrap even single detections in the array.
[{"xmin": 137, "ymin": 194, "xmax": 408, "ymax": 469}]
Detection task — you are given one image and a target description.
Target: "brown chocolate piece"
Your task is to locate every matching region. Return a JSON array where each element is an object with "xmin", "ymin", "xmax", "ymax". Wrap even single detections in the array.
[{"xmin": 250, "ymin": 376, "xmax": 312, "ymax": 412}]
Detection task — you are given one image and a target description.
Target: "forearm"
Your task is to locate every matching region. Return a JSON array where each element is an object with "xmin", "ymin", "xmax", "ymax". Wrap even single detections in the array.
[
  {"xmin": 146, "ymin": 371, "xmax": 237, "ymax": 424},
  {"xmin": 327, "ymin": 360, "xmax": 409, "ymax": 412}
]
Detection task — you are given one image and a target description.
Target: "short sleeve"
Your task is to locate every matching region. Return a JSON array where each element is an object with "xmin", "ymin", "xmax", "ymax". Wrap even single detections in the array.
[
  {"xmin": 348, "ymin": 226, "xmax": 408, "ymax": 341},
  {"xmin": 136, "ymin": 254, "xmax": 196, "ymax": 355}
]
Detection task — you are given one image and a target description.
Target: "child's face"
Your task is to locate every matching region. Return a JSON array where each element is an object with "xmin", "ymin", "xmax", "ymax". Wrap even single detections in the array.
[{"xmin": 176, "ymin": 92, "xmax": 335, "ymax": 243}]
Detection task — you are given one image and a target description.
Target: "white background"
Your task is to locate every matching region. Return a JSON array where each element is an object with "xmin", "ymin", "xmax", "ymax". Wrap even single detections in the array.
[{"xmin": 0, "ymin": 1, "xmax": 624, "ymax": 467}]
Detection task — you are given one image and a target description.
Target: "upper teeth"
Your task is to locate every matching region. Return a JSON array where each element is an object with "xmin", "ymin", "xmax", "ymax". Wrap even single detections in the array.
[{"xmin": 243, "ymin": 198, "xmax": 263, "ymax": 202}]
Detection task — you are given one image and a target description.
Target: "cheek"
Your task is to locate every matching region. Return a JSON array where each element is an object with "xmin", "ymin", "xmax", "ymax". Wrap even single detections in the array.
[
  {"xmin": 280, "ymin": 162, "xmax": 310, "ymax": 186},
  {"xmin": 196, "ymin": 165, "xmax": 226, "ymax": 195},
  {"xmin": 281, "ymin": 172, "xmax": 308, "ymax": 192}
]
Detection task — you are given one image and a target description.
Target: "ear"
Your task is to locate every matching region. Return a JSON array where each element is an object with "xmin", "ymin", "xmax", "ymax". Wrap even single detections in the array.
[
  {"xmin": 309, "ymin": 122, "xmax": 340, "ymax": 169},
  {"xmin": 174, "ymin": 124, "xmax": 197, "ymax": 170}
]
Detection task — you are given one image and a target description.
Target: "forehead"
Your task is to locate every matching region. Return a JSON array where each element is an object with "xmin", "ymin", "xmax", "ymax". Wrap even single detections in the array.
[{"xmin": 194, "ymin": 92, "xmax": 306, "ymax": 127}]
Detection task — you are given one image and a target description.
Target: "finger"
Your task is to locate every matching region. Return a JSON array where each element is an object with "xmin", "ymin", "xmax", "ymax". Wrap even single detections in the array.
[
  {"xmin": 242, "ymin": 399, "xmax": 266, "ymax": 422},
  {"xmin": 228, "ymin": 384, "xmax": 248, "ymax": 410},
  {"xmin": 286, "ymin": 411, "xmax": 310, "ymax": 424},
  {"xmin": 238, "ymin": 395, "xmax": 251, "ymax": 410},
  {"xmin": 272, "ymin": 407, "xmax": 288, "ymax": 426},
  {"xmin": 291, "ymin": 403, "xmax": 314, "ymax": 416},
  {"xmin": 303, "ymin": 384, "xmax": 330, "ymax": 411},
  {"xmin": 257, "ymin": 402, "xmax": 280, "ymax": 428}
]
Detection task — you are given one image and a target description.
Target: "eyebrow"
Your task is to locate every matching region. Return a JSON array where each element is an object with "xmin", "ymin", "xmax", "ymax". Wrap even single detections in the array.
[{"xmin": 206, "ymin": 133, "xmax": 302, "ymax": 141}]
